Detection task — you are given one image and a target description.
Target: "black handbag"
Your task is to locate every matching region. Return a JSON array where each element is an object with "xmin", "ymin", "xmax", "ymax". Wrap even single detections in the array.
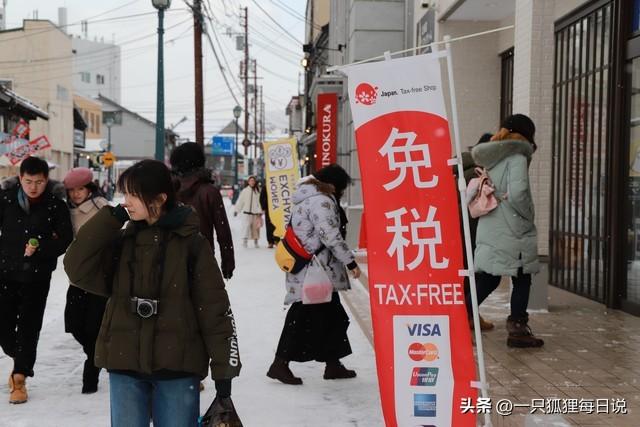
[{"xmin": 199, "ymin": 397, "xmax": 243, "ymax": 427}]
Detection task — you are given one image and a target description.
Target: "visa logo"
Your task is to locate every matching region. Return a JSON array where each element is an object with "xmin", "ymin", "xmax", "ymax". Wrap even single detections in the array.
[{"xmin": 407, "ymin": 323, "xmax": 441, "ymax": 337}]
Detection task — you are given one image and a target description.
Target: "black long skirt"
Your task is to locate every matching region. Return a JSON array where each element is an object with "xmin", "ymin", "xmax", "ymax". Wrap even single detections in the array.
[{"xmin": 275, "ymin": 292, "xmax": 352, "ymax": 363}]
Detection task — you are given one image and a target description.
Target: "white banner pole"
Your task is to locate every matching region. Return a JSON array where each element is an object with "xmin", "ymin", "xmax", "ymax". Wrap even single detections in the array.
[{"xmin": 442, "ymin": 35, "xmax": 493, "ymax": 427}]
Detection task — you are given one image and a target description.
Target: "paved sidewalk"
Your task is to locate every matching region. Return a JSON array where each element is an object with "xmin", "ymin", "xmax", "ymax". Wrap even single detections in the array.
[{"xmin": 343, "ymin": 259, "xmax": 640, "ymax": 426}]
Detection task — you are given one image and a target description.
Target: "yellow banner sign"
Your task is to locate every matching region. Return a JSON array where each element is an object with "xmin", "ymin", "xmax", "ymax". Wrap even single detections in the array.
[{"xmin": 264, "ymin": 138, "xmax": 300, "ymax": 238}]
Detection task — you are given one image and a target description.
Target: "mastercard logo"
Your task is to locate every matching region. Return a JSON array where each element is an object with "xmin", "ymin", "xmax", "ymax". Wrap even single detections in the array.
[{"xmin": 408, "ymin": 342, "xmax": 439, "ymax": 362}]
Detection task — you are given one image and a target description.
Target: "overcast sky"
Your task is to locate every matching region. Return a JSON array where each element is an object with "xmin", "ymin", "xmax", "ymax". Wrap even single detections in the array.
[{"xmin": 5, "ymin": 0, "xmax": 305, "ymax": 140}]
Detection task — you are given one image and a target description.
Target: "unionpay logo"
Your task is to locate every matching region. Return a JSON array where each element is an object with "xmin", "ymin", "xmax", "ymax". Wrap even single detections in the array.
[
  {"xmin": 414, "ymin": 394, "xmax": 437, "ymax": 417},
  {"xmin": 410, "ymin": 367, "xmax": 439, "ymax": 386},
  {"xmin": 354, "ymin": 82, "xmax": 378, "ymax": 105},
  {"xmin": 408, "ymin": 343, "xmax": 439, "ymax": 362}
]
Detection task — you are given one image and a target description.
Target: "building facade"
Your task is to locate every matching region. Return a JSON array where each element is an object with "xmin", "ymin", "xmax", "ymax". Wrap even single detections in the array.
[
  {"xmin": 300, "ymin": 0, "xmax": 640, "ymax": 314},
  {"xmin": 72, "ymin": 36, "xmax": 121, "ymax": 103},
  {"xmin": 0, "ymin": 20, "xmax": 75, "ymax": 180}
]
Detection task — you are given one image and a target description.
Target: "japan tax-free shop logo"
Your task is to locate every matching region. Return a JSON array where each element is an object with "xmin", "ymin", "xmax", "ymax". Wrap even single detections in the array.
[
  {"xmin": 410, "ymin": 367, "xmax": 439, "ymax": 386},
  {"xmin": 414, "ymin": 393, "xmax": 437, "ymax": 417},
  {"xmin": 354, "ymin": 81, "xmax": 439, "ymax": 107}
]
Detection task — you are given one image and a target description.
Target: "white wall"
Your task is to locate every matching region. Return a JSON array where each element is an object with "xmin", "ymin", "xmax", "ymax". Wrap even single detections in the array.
[{"xmin": 72, "ymin": 37, "xmax": 121, "ymax": 103}]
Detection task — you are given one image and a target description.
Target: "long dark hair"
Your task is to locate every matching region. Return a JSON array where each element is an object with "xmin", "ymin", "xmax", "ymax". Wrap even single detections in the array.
[{"xmin": 117, "ymin": 160, "xmax": 177, "ymax": 217}]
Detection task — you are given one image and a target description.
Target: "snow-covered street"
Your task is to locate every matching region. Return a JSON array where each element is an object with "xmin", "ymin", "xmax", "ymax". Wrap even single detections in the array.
[{"xmin": 0, "ymin": 202, "xmax": 383, "ymax": 427}]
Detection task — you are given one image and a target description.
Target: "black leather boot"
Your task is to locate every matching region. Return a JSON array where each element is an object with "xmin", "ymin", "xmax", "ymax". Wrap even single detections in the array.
[
  {"xmin": 81, "ymin": 359, "xmax": 100, "ymax": 394},
  {"xmin": 324, "ymin": 360, "xmax": 356, "ymax": 380},
  {"xmin": 506, "ymin": 316, "xmax": 544, "ymax": 348},
  {"xmin": 266, "ymin": 357, "xmax": 303, "ymax": 385}
]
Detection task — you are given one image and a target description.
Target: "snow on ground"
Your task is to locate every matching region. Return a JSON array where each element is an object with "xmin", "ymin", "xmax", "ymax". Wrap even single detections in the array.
[{"xmin": 0, "ymin": 200, "xmax": 383, "ymax": 427}]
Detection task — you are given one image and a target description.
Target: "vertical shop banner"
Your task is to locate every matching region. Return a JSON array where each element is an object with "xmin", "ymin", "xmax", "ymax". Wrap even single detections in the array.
[
  {"xmin": 343, "ymin": 52, "xmax": 476, "ymax": 427},
  {"xmin": 316, "ymin": 93, "xmax": 338, "ymax": 170},
  {"xmin": 264, "ymin": 138, "xmax": 300, "ymax": 238}
]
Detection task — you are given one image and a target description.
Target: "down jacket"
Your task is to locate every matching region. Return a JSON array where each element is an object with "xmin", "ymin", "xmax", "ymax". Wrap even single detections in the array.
[
  {"xmin": 63, "ymin": 205, "xmax": 241, "ymax": 380},
  {"xmin": 284, "ymin": 178, "xmax": 357, "ymax": 304},
  {"xmin": 471, "ymin": 139, "xmax": 539, "ymax": 276},
  {"xmin": 0, "ymin": 179, "xmax": 73, "ymax": 282}
]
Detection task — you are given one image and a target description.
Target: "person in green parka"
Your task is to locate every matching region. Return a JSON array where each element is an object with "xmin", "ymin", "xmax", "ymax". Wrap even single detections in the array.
[
  {"xmin": 64, "ymin": 159, "xmax": 241, "ymax": 427},
  {"xmin": 470, "ymin": 114, "xmax": 544, "ymax": 348}
]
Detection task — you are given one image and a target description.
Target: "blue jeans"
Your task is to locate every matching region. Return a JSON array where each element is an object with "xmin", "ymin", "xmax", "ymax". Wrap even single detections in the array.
[{"xmin": 109, "ymin": 372, "xmax": 200, "ymax": 427}]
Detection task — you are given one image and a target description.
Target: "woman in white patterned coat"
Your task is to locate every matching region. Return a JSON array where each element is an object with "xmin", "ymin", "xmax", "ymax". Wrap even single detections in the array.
[{"xmin": 267, "ymin": 164, "xmax": 361, "ymax": 385}]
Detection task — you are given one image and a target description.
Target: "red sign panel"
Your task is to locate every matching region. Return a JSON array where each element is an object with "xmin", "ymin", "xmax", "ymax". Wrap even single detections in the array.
[{"xmin": 316, "ymin": 93, "xmax": 338, "ymax": 170}]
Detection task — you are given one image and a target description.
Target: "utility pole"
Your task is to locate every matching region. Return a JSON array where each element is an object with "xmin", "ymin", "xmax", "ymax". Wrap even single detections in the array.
[
  {"xmin": 242, "ymin": 7, "xmax": 249, "ymax": 160},
  {"xmin": 253, "ymin": 59, "xmax": 258, "ymax": 171},
  {"xmin": 193, "ymin": 0, "xmax": 204, "ymax": 147}
]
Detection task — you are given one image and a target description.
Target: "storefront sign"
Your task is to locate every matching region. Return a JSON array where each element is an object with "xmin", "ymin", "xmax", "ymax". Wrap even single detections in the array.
[
  {"xmin": 6, "ymin": 135, "xmax": 51, "ymax": 165},
  {"xmin": 316, "ymin": 93, "xmax": 337, "ymax": 170},
  {"xmin": 264, "ymin": 138, "xmax": 300, "ymax": 238},
  {"xmin": 343, "ymin": 52, "xmax": 476, "ymax": 427}
]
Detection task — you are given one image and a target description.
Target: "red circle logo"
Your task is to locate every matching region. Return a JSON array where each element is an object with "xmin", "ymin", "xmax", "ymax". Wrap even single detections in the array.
[
  {"xmin": 408, "ymin": 342, "xmax": 426, "ymax": 361},
  {"xmin": 355, "ymin": 82, "xmax": 378, "ymax": 105}
]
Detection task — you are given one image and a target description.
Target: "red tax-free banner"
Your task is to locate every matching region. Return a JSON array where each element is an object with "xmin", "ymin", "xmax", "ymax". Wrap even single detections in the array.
[
  {"xmin": 344, "ymin": 52, "xmax": 476, "ymax": 427},
  {"xmin": 316, "ymin": 92, "xmax": 337, "ymax": 170}
]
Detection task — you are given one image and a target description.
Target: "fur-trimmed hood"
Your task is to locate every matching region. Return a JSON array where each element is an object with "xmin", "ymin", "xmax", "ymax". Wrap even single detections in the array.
[
  {"xmin": 471, "ymin": 139, "xmax": 534, "ymax": 170},
  {"xmin": 292, "ymin": 176, "xmax": 336, "ymax": 205},
  {"xmin": 0, "ymin": 175, "xmax": 67, "ymax": 200}
]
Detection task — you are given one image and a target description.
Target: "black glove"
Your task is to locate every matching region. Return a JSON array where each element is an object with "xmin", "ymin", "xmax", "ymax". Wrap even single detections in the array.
[
  {"xmin": 221, "ymin": 267, "xmax": 234, "ymax": 280},
  {"xmin": 111, "ymin": 204, "xmax": 130, "ymax": 224},
  {"xmin": 221, "ymin": 258, "xmax": 234, "ymax": 280},
  {"xmin": 200, "ymin": 396, "xmax": 243, "ymax": 427}
]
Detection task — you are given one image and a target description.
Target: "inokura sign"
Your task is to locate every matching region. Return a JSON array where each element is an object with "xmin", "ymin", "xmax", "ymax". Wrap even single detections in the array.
[{"xmin": 316, "ymin": 93, "xmax": 337, "ymax": 170}]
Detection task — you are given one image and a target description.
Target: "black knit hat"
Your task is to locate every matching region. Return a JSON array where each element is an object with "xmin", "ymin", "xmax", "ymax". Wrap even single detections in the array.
[
  {"xmin": 169, "ymin": 142, "xmax": 205, "ymax": 175},
  {"xmin": 501, "ymin": 114, "xmax": 536, "ymax": 144}
]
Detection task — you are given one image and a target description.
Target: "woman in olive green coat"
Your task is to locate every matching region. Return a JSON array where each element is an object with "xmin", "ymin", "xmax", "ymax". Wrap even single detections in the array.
[
  {"xmin": 470, "ymin": 114, "xmax": 544, "ymax": 348},
  {"xmin": 64, "ymin": 160, "xmax": 241, "ymax": 427}
]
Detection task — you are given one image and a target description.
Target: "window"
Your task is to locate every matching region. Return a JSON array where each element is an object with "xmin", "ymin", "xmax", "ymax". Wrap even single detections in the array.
[
  {"xmin": 96, "ymin": 74, "xmax": 105, "ymax": 85},
  {"xmin": 550, "ymin": 2, "xmax": 614, "ymax": 302},
  {"xmin": 80, "ymin": 72, "xmax": 91, "ymax": 83},
  {"xmin": 500, "ymin": 48, "xmax": 514, "ymax": 122},
  {"xmin": 634, "ymin": 0, "xmax": 640, "ymax": 33},
  {"xmin": 56, "ymin": 85, "xmax": 68, "ymax": 101}
]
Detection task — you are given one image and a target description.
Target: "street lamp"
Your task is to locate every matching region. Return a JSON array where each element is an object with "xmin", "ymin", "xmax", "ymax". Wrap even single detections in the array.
[
  {"xmin": 152, "ymin": 0, "xmax": 171, "ymax": 162},
  {"xmin": 105, "ymin": 116, "xmax": 115, "ymax": 200},
  {"xmin": 233, "ymin": 105, "xmax": 242, "ymax": 202}
]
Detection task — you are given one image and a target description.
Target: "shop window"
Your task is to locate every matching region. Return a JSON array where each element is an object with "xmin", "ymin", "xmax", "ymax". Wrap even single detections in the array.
[{"xmin": 550, "ymin": 2, "xmax": 614, "ymax": 302}]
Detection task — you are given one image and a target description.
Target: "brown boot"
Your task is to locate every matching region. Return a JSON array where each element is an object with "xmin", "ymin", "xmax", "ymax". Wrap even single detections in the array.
[
  {"xmin": 469, "ymin": 315, "xmax": 495, "ymax": 331},
  {"xmin": 266, "ymin": 357, "xmax": 303, "ymax": 385},
  {"xmin": 9, "ymin": 373, "xmax": 28, "ymax": 404},
  {"xmin": 506, "ymin": 316, "xmax": 544, "ymax": 348},
  {"xmin": 324, "ymin": 361, "xmax": 356, "ymax": 380}
]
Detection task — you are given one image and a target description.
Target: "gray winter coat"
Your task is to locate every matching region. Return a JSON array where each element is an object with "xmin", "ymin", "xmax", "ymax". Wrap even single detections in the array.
[
  {"xmin": 471, "ymin": 139, "xmax": 539, "ymax": 276},
  {"xmin": 284, "ymin": 178, "xmax": 356, "ymax": 304}
]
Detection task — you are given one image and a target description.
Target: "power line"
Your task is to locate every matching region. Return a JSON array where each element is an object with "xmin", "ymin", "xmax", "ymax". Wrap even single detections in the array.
[
  {"xmin": 268, "ymin": 0, "xmax": 321, "ymax": 31},
  {"xmin": 257, "ymin": 63, "xmax": 297, "ymax": 83},
  {"xmin": 249, "ymin": 0, "xmax": 302, "ymax": 45},
  {"xmin": 203, "ymin": 23, "xmax": 241, "ymax": 105},
  {"xmin": 202, "ymin": 1, "xmax": 243, "ymax": 95}
]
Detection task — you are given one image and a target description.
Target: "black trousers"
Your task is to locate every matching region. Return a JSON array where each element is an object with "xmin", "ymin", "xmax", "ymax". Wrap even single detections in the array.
[
  {"xmin": 465, "ymin": 268, "xmax": 532, "ymax": 319},
  {"xmin": 0, "ymin": 278, "xmax": 51, "ymax": 377},
  {"xmin": 264, "ymin": 209, "xmax": 277, "ymax": 245},
  {"xmin": 64, "ymin": 286, "xmax": 107, "ymax": 366},
  {"xmin": 276, "ymin": 292, "xmax": 352, "ymax": 363}
]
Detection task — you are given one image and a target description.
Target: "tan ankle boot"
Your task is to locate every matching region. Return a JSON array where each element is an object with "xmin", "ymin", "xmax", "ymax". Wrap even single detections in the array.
[{"xmin": 9, "ymin": 373, "xmax": 28, "ymax": 404}]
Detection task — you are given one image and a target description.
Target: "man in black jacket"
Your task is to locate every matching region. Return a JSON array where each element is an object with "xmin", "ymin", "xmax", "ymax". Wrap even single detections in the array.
[{"xmin": 0, "ymin": 156, "xmax": 73, "ymax": 404}]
